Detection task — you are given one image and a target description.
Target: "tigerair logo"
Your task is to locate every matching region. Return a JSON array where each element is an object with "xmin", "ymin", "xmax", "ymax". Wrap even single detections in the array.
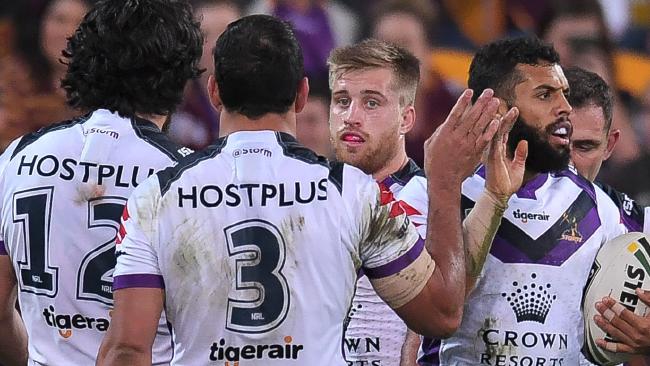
[
  {"xmin": 512, "ymin": 209, "xmax": 550, "ymax": 223},
  {"xmin": 42, "ymin": 305, "xmax": 111, "ymax": 338},
  {"xmin": 209, "ymin": 336, "xmax": 303, "ymax": 364},
  {"xmin": 501, "ymin": 273, "xmax": 556, "ymax": 324}
]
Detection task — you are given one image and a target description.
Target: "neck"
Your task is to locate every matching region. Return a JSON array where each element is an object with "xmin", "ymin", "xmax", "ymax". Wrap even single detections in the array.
[
  {"xmin": 371, "ymin": 148, "xmax": 409, "ymax": 182},
  {"xmin": 219, "ymin": 109, "xmax": 297, "ymax": 137},
  {"xmin": 136, "ymin": 114, "xmax": 168, "ymax": 130}
]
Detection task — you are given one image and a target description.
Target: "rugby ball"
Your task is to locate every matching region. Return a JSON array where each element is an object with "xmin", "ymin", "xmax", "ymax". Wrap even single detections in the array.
[{"xmin": 583, "ymin": 232, "xmax": 650, "ymax": 365}]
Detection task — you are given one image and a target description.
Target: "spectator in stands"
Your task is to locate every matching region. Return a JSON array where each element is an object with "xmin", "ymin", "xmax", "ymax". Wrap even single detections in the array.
[
  {"xmin": 245, "ymin": 0, "xmax": 360, "ymax": 84},
  {"xmin": 371, "ymin": 0, "xmax": 457, "ymax": 167},
  {"xmin": 168, "ymin": 0, "xmax": 241, "ymax": 149},
  {"xmin": 0, "ymin": 0, "xmax": 93, "ymax": 151}
]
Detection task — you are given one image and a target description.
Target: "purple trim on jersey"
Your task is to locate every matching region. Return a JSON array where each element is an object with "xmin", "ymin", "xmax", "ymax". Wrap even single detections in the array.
[
  {"xmin": 418, "ymin": 337, "xmax": 441, "ymax": 365},
  {"xmin": 621, "ymin": 207, "xmax": 643, "ymax": 232},
  {"xmin": 113, "ymin": 274, "xmax": 165, "ymax": 290},
  {"xmin": 476, "ymin": 165, "xmax": 486, "ymax": 178},
  {"xmin": 515, "ymin": 173, "xmax": 548, "ymax": 199},
  {"xmin": 491, "ymin": 207, "xmax": 601, "ymax": 265},
  {"xmin": 363, "ymin": 238, "xmax": 425, "ymax": 279},
  {"xmin": 554, "ymin": 169, "xmax": 597, "ymax": 202},
  {"xmin": 0, "ymin": 241, "xmax": 7, "ymax": 255},
  {"xmin": 382, "ymin": 175, "xmax": 398, "ymax": 190}
]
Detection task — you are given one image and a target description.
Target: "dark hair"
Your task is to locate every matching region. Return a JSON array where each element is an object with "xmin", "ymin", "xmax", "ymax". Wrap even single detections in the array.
[
  {"xmin": 468, "ymin": 36, "xmax": 560, "ymax": 103},
  {"xmin": 61, "ymin": 0, "xmax": 203, "ymax": 117},
  {"xmin": 12, "ymin": 0, "xmax": 94, "ymax": 92},
  {"xmin": 213, "ymin": 14, "xmax": 304, "ymax": 119},
  {"xmin": 565, "ymin": 67, "xmax": 613, "ymax": 131}
]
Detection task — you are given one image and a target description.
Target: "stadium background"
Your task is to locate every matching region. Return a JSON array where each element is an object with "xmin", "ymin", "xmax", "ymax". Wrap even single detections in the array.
[{"xmin": 1, "ymin": 0, "xmax": 649, "ymax": 205}]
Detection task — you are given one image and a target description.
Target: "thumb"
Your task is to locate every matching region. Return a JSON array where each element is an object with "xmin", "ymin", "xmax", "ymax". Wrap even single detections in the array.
[{"xmin": 636, "ymin": 288, "xmax": 650, "ymax": 307}]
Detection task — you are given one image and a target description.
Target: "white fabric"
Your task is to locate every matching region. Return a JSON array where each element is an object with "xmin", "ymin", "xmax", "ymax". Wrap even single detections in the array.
[{"xmin": 0, "ymin": 109, "xmax": 181, "ymax": 365}]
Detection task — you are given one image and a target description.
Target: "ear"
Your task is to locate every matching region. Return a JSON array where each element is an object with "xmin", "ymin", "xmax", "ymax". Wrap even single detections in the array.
[
  {"xmin": 603, "ymin": 128, "xmax": 620, "ymax": 161},
  {"xmin": 295, "ymin": 77, "xmax": 310, "ymax": 113},
  {"xmin": 207, "ymin": 75, "xmax": 223, "ymax": 112},
  {"xmin": 399, "ymin": 104, "xmax": 416, "ymax": 135}
]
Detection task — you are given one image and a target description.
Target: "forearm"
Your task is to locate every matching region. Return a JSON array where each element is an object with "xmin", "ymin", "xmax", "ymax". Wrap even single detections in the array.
[
  {"xmin": 400, "ymin": 329, "xmax": 421, "ymax": 366},
  {"xmin": 0, "ymin": 309, "xmax": 28, "ymax": 366},
  {"xmin": 425, "ymin": 182, "xmax": 466, "ymax": 310},
  {"xmin": 462, "ymin": 190, "xmax": 507, "ymax": 295},
  {"xmin": 97, "ymin": 344, "xmax": 151, "ymax": 366}
]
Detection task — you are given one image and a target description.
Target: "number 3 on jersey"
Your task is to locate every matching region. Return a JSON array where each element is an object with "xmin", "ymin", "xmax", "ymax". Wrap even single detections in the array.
[
  {"xmin": 12, "ymin": 187, "xmax": 125, "ymax": 304},
  {"xmin": 225, "ymin": 219, "xmax": 290, "ymax": 334}
]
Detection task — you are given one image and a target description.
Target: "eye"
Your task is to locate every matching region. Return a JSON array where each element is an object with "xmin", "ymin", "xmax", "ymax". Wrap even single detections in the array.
[
  {"xmin": 572, "ymin": 142, "xmax": 598, "ymax": 152},
  {"xmin": 365, "ymin": 99, "xmax": 379, "ymax": 109},
  {"xmin": 336, "ymin": 97, "xmax": 350, "ymax": 107},
  {"xmin": 537, "ymin": 91, "xmax": 551, "ymax": 100}
]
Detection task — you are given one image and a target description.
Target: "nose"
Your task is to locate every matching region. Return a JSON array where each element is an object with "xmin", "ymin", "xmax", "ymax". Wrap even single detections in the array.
[
  {"xmin": 556, "ymin": 92, "xmax": 572, "ymax": 117},
  {"xmin": 343, "ymin": 101, "xmax": 363, "ymax": 127}
]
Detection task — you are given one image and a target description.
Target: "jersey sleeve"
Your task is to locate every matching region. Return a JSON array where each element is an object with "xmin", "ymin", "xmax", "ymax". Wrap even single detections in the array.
[
  {"xmin": 394, "ymin": 176, "xmax": 428, "ymax": 238},
  {"xmin": 349, "ymin": 168, "xmax": 434, "ymax": 309},
  {"xmin": 113, "ymin": 177, "xmax": 165, "ymax": 290},
  {"xmin": 595, "ymin": 185, "xmax": 628, "ymax": 243},
  {"xmin": 595, "ymin": 181, "xmax": 644, "ymax": 232}
]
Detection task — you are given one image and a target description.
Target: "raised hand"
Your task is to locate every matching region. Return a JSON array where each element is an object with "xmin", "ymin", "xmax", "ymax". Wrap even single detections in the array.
[
  {"xmin": 424, "ymin": 88, "xmax": 501, "ymax": 186},
  {"xmin": 484, "ymin": 107, "xmax": 527, "ymax": 205}
]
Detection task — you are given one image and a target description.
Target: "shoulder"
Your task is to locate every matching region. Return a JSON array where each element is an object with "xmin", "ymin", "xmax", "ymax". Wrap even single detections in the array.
[
  {"xmin": 595, "ymin": 181, "xmax": 645, "ymax": 232},
  {"xmin": 157, "ymin": 137, "xmax": 228, "ymax": 196},
  {"xmin": 10, "ymin": 113, "xmax": 91, "ymax": 159}
]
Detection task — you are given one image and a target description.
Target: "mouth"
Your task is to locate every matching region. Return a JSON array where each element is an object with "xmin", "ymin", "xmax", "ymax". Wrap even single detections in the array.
[
  {"xmin": 548, "ymin": 119, "xmax": 572, "ymax": 146},
  {"xmin": 340, "ymin": 131, "xmax": 366, "ymax": 147}
]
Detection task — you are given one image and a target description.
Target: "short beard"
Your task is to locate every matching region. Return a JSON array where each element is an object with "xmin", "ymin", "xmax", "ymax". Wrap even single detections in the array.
[
  {"xmin": 507, "ymin": 115, "xmax": 570, "ymax": 173},
  {"xmin": 331, "ymin": 129, "xmax": 401, "ymax": 176}
]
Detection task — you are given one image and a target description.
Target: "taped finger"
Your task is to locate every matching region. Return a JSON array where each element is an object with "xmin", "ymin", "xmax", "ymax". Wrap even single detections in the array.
[
  {"xmin": 603, "ymin": 308, "xmax": 616, "ymax": 322},
  {"xmin": 605, "ymin": 342, "xmax": 617, "ymax": 353},
  {"xmin": 611, "ymin": 302, "xmax": 626, "ymax": 316}
]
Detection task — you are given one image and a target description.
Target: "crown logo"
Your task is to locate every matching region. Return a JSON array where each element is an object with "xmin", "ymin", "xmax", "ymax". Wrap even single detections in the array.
[{"xmin": 501, "ymin": 273, "xmax": 556, "ymax": 324}]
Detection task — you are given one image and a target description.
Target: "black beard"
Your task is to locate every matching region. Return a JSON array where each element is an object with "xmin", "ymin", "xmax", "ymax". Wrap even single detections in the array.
[{"xmin": 507, "ymin": 115, "xmax": 570, "ymax": 173}]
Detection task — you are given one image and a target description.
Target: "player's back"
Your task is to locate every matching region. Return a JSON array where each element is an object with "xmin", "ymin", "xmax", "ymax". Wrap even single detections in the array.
[
  {"xmin": 0, "ymin": 109, "xmax": 187, "ymax": 365},
  {"xmin": 114, "ymin": 130, "xmax": 426, "ymax": 365}
]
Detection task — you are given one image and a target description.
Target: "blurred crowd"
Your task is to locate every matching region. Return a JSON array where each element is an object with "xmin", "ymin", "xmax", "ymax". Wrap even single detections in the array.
[{"xmin": 1, "ymin": 0, "xmax": 650, "ymax": 204}]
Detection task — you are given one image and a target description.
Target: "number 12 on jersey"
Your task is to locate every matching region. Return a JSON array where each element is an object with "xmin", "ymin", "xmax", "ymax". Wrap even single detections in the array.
[{"xmin": 12, "ymin": 186, "xmax": 125, "ymax": 305}]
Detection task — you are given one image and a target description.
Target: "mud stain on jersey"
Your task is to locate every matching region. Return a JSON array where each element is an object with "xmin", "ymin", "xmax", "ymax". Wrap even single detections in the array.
[
  {"xmin": 74, "ymin": 181, "xmax": 106, "ymax": 204},
  {"xmin": 477, "ymin": 317, "xmax": 514, "ymax": 357}
]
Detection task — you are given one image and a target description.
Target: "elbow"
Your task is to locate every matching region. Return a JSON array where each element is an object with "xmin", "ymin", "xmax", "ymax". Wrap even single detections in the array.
[{"xmin": 411, "ymin": 309, "xmax": 463, "ymax": 339}]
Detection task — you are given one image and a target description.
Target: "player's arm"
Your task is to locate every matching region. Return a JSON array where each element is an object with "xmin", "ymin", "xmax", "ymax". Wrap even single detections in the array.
[
  {"xmin": 463, "ymin": 106, "xmax": 527, "ymax": 294},
  {"xmin": 97, "ymin": 180, "xmax": 165, "ymax": 366},
  {"xmin": 399, "ymin": 329, "xmax": 420, "ymax": 366},
  {"xmin": 97, "ymin": 288, "xmax": 164, "ymax": 366},
  {"xmin": 366, "ymin": 89, "xmax": 504, "ymax": 337},
  {"xmin": 0, "ymin": 252, "xmax": 28, "ymax": 366}
]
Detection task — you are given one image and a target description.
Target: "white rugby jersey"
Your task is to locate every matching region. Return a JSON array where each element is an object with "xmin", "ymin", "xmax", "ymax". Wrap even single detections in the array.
[
  {"xmin": 418, "ymin": 166, "xmax": 626, "ymax": 366},
  {"xmin": 0, "ymin": 109, "xmax": 189, "ymax": 365},
  {"xmin": 345, "ymin": 159, "xmax": 427, "ymax": 365},
  {"xmin": 113, "ymin": 131, "xmax": 427, "ymax": 365}
]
